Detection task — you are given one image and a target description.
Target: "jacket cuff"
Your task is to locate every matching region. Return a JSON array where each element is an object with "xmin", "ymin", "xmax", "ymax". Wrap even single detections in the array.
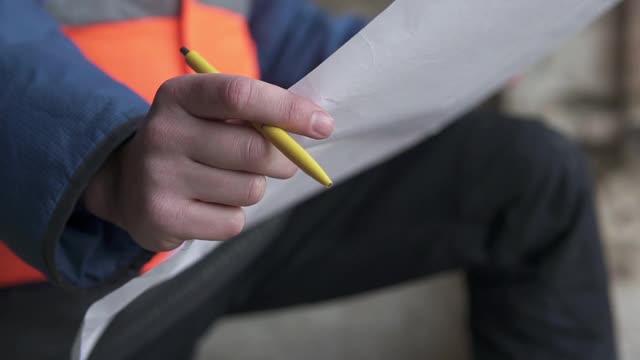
[{"xmin": 45, "ymin": 117, "xmax": 152, "ymax": 289}]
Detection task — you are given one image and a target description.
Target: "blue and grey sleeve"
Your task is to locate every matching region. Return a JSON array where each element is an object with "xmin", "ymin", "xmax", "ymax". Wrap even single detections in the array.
[
  {"xmin": 0, "ymin": 0, "xmax": 153, "ymax": 288},
  {"xmin": 250, "ymin": 0, "xmax": 368, "ymax": 89}
]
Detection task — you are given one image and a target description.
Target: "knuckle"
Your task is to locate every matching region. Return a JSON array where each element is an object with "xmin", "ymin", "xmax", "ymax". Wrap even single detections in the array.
[
  {"xmin": 188, "ymin": 75, "xmax": 207, "ymax": 97},
  {"xmin": 239, "ymin": 133, "xmax": 268, "ymax": 165},
  {"xmin": 156, "ymin": 77, "xmax": 180, "ymax": 101},
  {"xmin": 244, "ymin": 175, "xmax": 266, "ymax": 205},
  {"xmin": 220, "ymin": 208, "xmax": 245, "ymax": 239},
  {"xmin": 282, "ymin": 96, "xmax": 302, "ymax": 125},
  {"xmin": 144, "ymin": 118, "xmax": 170, "ymax": 146},
  {"xmin": 145, "ymin": 196, "xmax": 176, "ymax": 233},
  {"xmin": 222, "ymin": 77, "xmax": 253, "ymax": 113},
  {"xmin": 143, "ymin": 107, "xmax": 181, "ymax": 147},
  {"xmin": 143, "ymin": 112, "xmax": 188, "ymax": 150}
]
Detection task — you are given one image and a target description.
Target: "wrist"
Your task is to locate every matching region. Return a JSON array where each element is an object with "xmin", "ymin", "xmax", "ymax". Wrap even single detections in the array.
[{"xmin": 83, "ymin": 146, "xmax": 124, "ymax": 228}]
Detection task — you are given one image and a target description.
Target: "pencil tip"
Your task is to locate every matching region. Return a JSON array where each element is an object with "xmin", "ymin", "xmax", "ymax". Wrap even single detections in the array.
[{"xmin": 180, "ymin": 46, "xmax": 189, "ymax": 56}]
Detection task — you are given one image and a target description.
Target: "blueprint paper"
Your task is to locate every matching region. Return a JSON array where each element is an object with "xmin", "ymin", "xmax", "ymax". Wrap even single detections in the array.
[{"xmin": 73, "ymin": 0, "xmax": 620, "ymax": 359}]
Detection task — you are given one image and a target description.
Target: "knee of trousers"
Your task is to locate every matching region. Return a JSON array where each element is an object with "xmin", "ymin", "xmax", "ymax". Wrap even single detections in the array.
[
  {"xmin": 459, "ymin": 112, "xmax": 595, "ymax": 204},
  {"xmin": 486, "ymin": 115, "xmax": 597, "ymax": 257},
  {"xmin": 506, "ymin": 118, "xmax": 592, "ymax": 201},
  {"xmin": 454, "ymin": 113, "xmax": 599, "ymax": 269}
]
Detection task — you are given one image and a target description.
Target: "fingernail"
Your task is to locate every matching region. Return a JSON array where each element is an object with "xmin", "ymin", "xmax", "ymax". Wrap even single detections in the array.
[{"xmin": 311, "ymin": 112, "xmax": 335, "ymax": 137}]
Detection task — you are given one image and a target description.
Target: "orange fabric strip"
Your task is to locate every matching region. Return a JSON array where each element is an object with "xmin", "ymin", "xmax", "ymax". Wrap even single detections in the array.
[
  {"xmin": 181, "ymin": 0, "xmax": 260, "ymax": 79},
  {"xmin": 63, "ymin": 17, "xmax": 184, "ymax": 103},
  {"xmin": 0, "ymin": 241, "xmax": 46, "ymax": 287}
]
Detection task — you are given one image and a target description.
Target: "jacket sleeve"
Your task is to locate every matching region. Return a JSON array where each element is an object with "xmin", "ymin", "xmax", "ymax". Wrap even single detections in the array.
[
  {"xmin": 0, "ymin": 0, "xmax": 153, "ymax": 289},
  {"xmin": 250, "ymin": 0, "xmax": 368, "ymax": 89}
]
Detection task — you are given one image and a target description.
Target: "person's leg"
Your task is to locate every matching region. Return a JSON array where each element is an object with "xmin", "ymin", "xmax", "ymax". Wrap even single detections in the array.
[{"xmin": 224, "ymin": 112, "xmax": 616, "ymax": 359}]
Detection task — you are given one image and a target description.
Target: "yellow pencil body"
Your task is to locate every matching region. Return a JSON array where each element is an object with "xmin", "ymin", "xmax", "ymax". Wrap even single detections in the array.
[{"xmin": 182, "ymin": 47, "xmax": 332, "ymax": 188}]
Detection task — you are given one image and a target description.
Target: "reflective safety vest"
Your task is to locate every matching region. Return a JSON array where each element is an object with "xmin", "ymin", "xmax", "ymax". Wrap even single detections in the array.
[{"xmin": 0, "ymin": 0, "xmax": 259, "ymax": 287}]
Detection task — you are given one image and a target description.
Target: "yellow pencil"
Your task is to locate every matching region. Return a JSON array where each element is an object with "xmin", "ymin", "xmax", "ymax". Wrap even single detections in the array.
[{"xmin": 180, "ymin": 47, "xmax": 333, "ymax": 188}]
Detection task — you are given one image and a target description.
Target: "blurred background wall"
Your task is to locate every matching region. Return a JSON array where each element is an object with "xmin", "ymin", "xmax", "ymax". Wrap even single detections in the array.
[{"xmin": 198, "ymin": 1, "xmax": 640, "ymax": 359}]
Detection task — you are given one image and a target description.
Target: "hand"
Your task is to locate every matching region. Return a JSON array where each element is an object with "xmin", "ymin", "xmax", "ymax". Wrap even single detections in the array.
[{"xmin": 83, "ymin": 74, "xmax": 335, "ymax": 251}]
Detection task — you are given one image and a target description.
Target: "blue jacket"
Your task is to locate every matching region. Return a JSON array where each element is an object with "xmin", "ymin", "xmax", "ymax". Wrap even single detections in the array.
[{"xmin": 0, "ymin": 0, "xmax": 365, "ymax": 288}]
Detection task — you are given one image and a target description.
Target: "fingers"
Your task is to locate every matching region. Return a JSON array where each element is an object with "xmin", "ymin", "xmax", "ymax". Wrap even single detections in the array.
[
  {"xmin": 147, "ymin": 201, "xmax": 245, "ymax": 251},
  {"xmin": 186, "ymin": 119, "xmax": 297, "ymax": 178},
  {"xmin": 159, "ymin": 74, "xmax": 335, "ymax": 139},
  {"xmin": 125, "ymin": 193, "xmax": 247, "ymax": 252},
  {"xmin": 170, "ymin": 201, "xmax": 245, "ymax": 241},
  {"xmin": 183, "ymin": 161, "xmax": 267, "ymax": 207}
]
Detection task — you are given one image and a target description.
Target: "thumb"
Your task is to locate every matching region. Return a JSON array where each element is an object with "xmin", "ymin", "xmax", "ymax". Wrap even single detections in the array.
[{"xmin": 168, "ymin": 74, "xmax": 335, "ymax": 139}]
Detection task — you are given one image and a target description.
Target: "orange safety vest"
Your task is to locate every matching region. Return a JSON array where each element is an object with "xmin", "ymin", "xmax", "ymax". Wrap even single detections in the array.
[{"xmin": 0, "ymin": 0, "xmax": 259, "ymax": 288}]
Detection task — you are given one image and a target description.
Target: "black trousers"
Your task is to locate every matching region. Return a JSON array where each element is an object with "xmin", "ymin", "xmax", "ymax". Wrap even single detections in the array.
[{"xmin": 0, "ymin": 112, "xmax": 616, "ymax": 360}]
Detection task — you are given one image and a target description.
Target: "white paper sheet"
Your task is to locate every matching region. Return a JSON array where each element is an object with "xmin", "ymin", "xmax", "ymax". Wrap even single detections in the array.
[{"xmin": 72, "ymin": 0, "xmax": 619, "ymax": 358}]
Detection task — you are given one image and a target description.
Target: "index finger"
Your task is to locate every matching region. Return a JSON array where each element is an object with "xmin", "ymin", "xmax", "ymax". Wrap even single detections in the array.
[{"xmin": 164, "ymin": 74, "xmax": 335, "ymax": 139}]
